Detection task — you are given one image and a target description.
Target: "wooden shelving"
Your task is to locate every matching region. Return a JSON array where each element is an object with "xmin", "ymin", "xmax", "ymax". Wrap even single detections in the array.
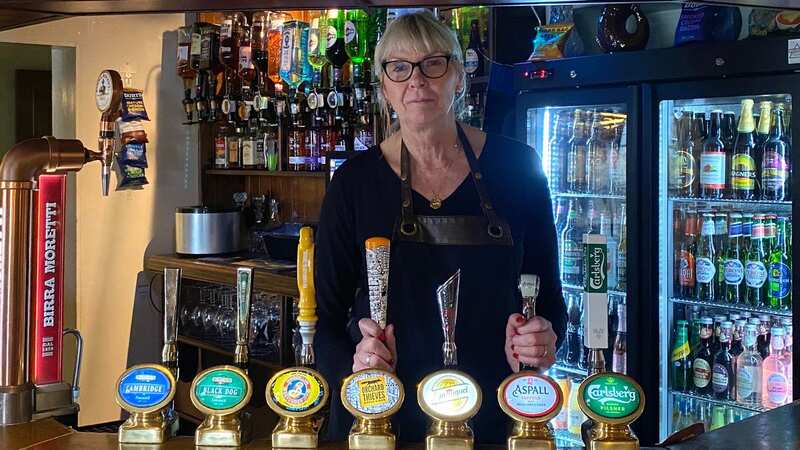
[
  {"xmin": 206, "ymin": 169, "xmax": 327, "ymax": 178},
  {"xmin": 144, "ymin": 254, "xmax": 298, "ymax": 297}
]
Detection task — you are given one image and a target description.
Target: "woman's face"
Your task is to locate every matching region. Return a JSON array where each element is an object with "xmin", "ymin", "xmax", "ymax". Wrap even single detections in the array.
[{"xmin": 381, "ymin": 50, "xmax": 462, "ymax": 129}]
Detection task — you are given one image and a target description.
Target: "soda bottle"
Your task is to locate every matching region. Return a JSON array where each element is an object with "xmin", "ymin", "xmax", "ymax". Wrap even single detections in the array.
[
  {"xmin": 745, "ymin": 215, "xmax": 769, "ymax": 307},
  {"xmin": 701, "ymin": 111, "xmax": 726, "ymax": 199},
  {"xmin": 671, "ymin": 319, "xmax": 692, "ymax": 392},
  {"xmin": 567, "ymin": 109, "xmax": 589, "ymax": 193},
  {"xmin": 762, "ymin": 106, "xmax": 790, "ymax": 201},
  {"xmin": 692, "ymin": 317, "xmax": 714, "ymax": 396},
  {"xmin": 736, "ymin": 323, "xmax": 763, "ymax": 407},
  {"xmin": 731, "ymin": 99, "xmax": 757, "ymax": 199},
  {"xmin": 696, "ymin": 214, "xmax": 717, "ymax": 302},
  {"xmin": 724, "ymin": 214, "xmax": 744, "ymax": 304},
  {"xmin": 768, "ymin": 217, "xmax": 791, "ymax": 310},
  {"xmin": 762, "ymin": 327, "xmax": 790, "ymax": 408}
]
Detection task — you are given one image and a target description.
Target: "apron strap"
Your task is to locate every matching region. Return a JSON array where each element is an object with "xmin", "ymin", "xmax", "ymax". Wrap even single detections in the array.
[{"xmin": 399, "ymin": 140, "xmax": 419, "ymax": 237}]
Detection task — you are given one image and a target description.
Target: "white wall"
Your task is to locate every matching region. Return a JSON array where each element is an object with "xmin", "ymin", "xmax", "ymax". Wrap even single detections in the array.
[{"xmin": 0, "ymin": 14, "xmax": 200, "ymax": 425}]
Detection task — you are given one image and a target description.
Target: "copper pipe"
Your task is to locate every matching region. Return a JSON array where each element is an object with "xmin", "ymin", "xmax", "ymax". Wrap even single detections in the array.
[{"xmin": 0, "ymin": 137, "xmax": 101, "ymax": 425}]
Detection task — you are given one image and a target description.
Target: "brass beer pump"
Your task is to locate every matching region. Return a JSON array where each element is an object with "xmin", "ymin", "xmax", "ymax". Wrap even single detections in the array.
[
  {"xmin": 497, "ymin": 274, "xmax": 563, "ymax": 450},
  {"xmin": 418, "ymin": 270, "xmax": 483, "ymax": 450},
  {"xmin": 342, "ymin": 237, "xmax": 405, "ymax": 450},
  {"xmin": 0, "ymin": 69, "xmax": 120, "ymax": 426},
  {"xmin": 190, "ymin": 267, "xmax": 255, "ymax": 447},
  {"xmin": 265, "ymin": 227, "xmax": 329, "ymax": 448}
]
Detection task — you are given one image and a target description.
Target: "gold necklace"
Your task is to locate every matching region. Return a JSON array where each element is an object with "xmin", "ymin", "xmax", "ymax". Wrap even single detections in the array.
[{"xmin": 428, "ymin": 142, "xmax": 461, "ymax": 210}]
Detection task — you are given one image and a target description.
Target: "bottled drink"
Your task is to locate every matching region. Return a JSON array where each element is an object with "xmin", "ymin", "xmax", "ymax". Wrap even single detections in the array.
[
  {"xmin": 561, "ymin": 202, "xmax": 583, "ymax": 285},
  {"xmin": 287, "ymin": 101, "xmax": 307, "ymax": 171},
  {"xmin": 587, "ymin": 111, "xmax": 612, "ymax": 194},
  {"xmin": 712, "ymin": 321, "xmax": 735, "ymax": 400},
  {"xmin": 714, "ymin": 213, "xmax": 728, "ymax": 302},
  {"xmin": 213, "ymin": 121, "xmax": 229, "ymax": 168},
  {"xmin": 710, "ymin": 405, "xmax": 726, "ymax": 430},
  {"xmin": 736, "ymin": 323, "xmax": 763, "ymax": 407},
  {"xmin": 762, "ymin": 327, "xmax": 790, "ymax": 409},
  {"xmin": 610, "ymin": 112, "xmax": 627, "ymax": 195},
  {"xmin": 612, "ymin": 303, "xmax": 627, "ymax": 374},
  {"xmin": 251, "ymin": 12, "xmax": 270, "ymax": 89},
  {"xmin": 696, "ymin": 214, "xmax": 717, "ymax": 302},
  {"xmin": 783, "ymin": 321, "xmax": 793, "ymax": 398},
  {"xmin": 267, "ymin": 12, "xmax": 292, "ymax": 85},
  {"xmin": 616, "ymin": 203, "xmax": 627, "ymax": 291},
  {"xmin": 464, "ymin": 19, "xmax": 485, "ymax": 77},
  {"xmin": 722, "ymin": 111, "xmax": 737, "ymax": 196},
  {"xmin": 767, "ymin": 217, "xmax": 791, "ymax": 310},
  {"xmin": 671, "ymin": 319, "xmax": 692, "ymax": 392},
  {"xmin": 325, "ymin": 9, "xmax": 349, "ymax": 69},
  {"xmin": 692, "ymin": 317, "xmax": 714, "ymax": 396},
  {"xmin": 755, "ymin": 101, "xmax": 772, "ymax": 194},
  {"xmin": 741, "ymin": 213, "xmax": 753, "ymax": 252},
  {"xmin": 691, "ymin": 113, "xmax": 707, "ymax": 196},
  {"xmin": 567, "ymin": 109, "xmax": 589, "ymax": 193},
  {"xmin": 724, "ymin": 214, "xmax": 744, "ymax": 304},
  {"xmin": 762, "ymin": 107, "xmax": 790, "ymax": 201},
  {"xmin": 730, "ymin": 319, "xmax": 746, "ymax": 360},
  {"xmin": 279, "ymin": 20, "xmax": 312, "ymax": 90},
  {"xmin": 745, "ymin": 215, "xmax": 769, "ymax": 307},
  {"xmin": 565, "ymin": 294, "xmax": 582, "ymax": 367},
  {"xmin": 764, "ymin": 214, "xmax": 776, "ymax": 257},
  {"xmin": 344, "ymin": 9, "xmax": 369, "ymax": 64},
  {"xmin": 674, "ymin": 111, "xmax": 697, "ymax": 197},
  {"xmin": 567, "ymin": 377, "xmax": 586, "ymax": 435},
  {"xmin": 219, "ymin": 12, "xmax": 246, "ymax": 72},
  {"xmin": 712, "ymin": 315, "xmax": 726, "ymax": 357},
  {"xmin": 241, "ymin": 121, "xmax": 257, "ymax": 168},
  {"xmin": 731, "ymin": 99, "xmax": 757, "ymax": 199},
  {"xmin": 177, "ymin": 25, "xmax": 197, "ymax": 121},
  {"xmin": 550, "ymin": 111, "xmax": 573, "ymax": 193},
  {"xmin": 701, "ymin": 111, "xmax": 726, "ymax": 199},
  {"xmin": 307, "ymin": 14, "xmax": 328, "ymax": 70},
  {"xmin": 678, "ymin": 210, "xmax": 697, "ymax": 298},
  {"xmin": 601, "ymin": 211, "xmax": 618, "ymax": 289},
  {"xmin": 751, "ymin": 317, "xmax": 770, "ymax": 359},
  {"xmin": 226, "ymin": 126, "xmax": 242, "ymax": 168}
]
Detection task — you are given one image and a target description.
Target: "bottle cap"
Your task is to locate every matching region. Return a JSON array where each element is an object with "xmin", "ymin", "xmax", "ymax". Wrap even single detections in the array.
[{"xmin": 700, "ymin": 317, "xmax": 713, "ymax": 325}]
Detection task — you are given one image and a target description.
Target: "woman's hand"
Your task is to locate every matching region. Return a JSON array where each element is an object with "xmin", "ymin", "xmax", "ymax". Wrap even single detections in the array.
[
  {"xmin": 353, "ymin": 318, "xmax": 397, "ymax": 373},
  {"xmin": 505, "ymin": 313, "xmax": 557, "ymax": 372}
]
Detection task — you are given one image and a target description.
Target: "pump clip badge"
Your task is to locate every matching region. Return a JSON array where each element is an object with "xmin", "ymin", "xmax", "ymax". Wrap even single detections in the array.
[{"xmin": 267, "ymin": 368, "xmax": 327, "ymax": 415}]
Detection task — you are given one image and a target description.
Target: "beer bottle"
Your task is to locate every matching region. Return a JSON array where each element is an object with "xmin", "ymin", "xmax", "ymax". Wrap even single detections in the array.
[
  {"xmin": 745, "ymin": 215, "xmax": 769, "ymax": 307},
  {"xmin": 561, "ymin": 206, "xmax": 583, "ymax": 285},
  {"xmin": 755, "ymin": 101, "xmax": 772, "ymax": 194},
  {"xmin": 567, "ymin": 109, "xmax": 589, "ymax": 193},
  {"xmin": 549, "ymin": 112, "xmax": 569, "ymax": 193},
  {"xmin": 741, "ymin": 213, "xmax": 753, "ymax": 253},
  {"xmin": 731, "ymin": 100, "xmax": 757, "ymax": 199},
  {"xmin": 587, "ymin": 111, "xmax": 611, "ymax": 194},
  {"xmin": 691, "ymin": 113, "xmax": 707, "ymax": 197},
  {"xmin": 678, "ymin": 111, "xmax": 697, "ymax": 197},
  {"xmin": 762, "ymin": 107, "xmax": 789, "ymax": 201},
  {"xmin": 696, "ymin": 213, "xmax": 717, "ymax": 302},
  {"xmin": 724, "ymin": 214, "xmax": 744, "ymax": 304},
  {"xmin": 679, "ymin": 210, "xmax": 698, "ymax": 299},
  {"xmin": 565, "ymin": 293, "xmax": 583, "ymax": 366},
  {"xmin": 731, "ymin": 318, "xmax": 746, "ymax": 359},
  {"xmin": 674, "ymin": 208, "xmax": 684, "ymax": 293},
  {"xmin": 464, "ymin": 19, "xmax": 485, "ymax": 77},
  {"xmin": 712, "ymin": 315, "xmax": 726, "ymax": 356},
  {"xmin": 701, "ymin": 111, "xmax": 726, "ymax": 199},
  {"xmin": 612, "ymin": 303, "xmax": 627, "ymax": 374},
  {"xmin": 768, "ymin": 217, "xmax": 791, "ymax": 310},
  {"xmin": 714, "ymin": 213, "xmax": 728, "ymax": 303},
  {"xmin": 671, "ymin": 319, "xmax": 692, "ymax": 392},
  {"xmin": 712, "ymin": 321, "xmax": 735, "ymax": 401},
  {"xmin": 693, "ymin": 317, "xmax": 714, "ymax": 396},
  {"xmin": 722, "ymin": 111, "xmax": 737, "ymax": 197},
  {"xmin": 325, "ymin": 9, "xmax": 349, "ymax": 70},
  {"xmin": 616, "ymin": 203, "xmax": 627, "ymax": 291}
]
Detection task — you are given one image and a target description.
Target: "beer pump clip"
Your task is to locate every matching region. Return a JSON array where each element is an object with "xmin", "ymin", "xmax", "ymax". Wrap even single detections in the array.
[{"xmin": 497, "ymin": 274, "xmax": 564, "ymax": 450}]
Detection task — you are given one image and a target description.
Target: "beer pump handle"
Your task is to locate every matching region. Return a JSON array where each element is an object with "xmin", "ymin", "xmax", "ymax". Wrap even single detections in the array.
[
  {"xmin": 297, "ymin": 227, "xmax": 317, "ymax": 367},
  {"xmin": 162, "ymin": 268, "xmax": 181, "ymax": 376},
  {"xmin": 234, "ymin": 268, "xmax": 254, "ymax": 371},
  {"xmin": 518, "ymin": 274, "xmax": 540, "ymax": 372}
]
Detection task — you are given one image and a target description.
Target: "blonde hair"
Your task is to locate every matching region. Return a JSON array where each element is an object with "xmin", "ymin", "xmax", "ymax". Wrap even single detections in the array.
[{"xmin": 373, "ymin": 10, "xmax": 467, "ymax": 137}]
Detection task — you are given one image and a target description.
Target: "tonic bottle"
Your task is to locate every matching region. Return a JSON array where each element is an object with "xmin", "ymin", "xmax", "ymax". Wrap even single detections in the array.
[
  {"xmin": 768, "ymin": 217, "xmax": 791, "ymax": 310},
  {"xmin": 567, "ymin": 109, "xmax": 589, "ymax": 193},
  {"xmin": 696, "ymin": 214, "xmax": 717, "ymax": 302},
  {"xmin": 678, "ymin": 210, "xmax": 697, "ymax": 299},
  {"xmin": 745, "ymin": 215, "xmax": 768, "ymax": 307},
  {"xmin": 712, "ymin": 321, "xmax": 735, "ymax": 400},
  {"xmin": 736, "ymin": 323, "xmax": 763, "ymax": 407},
  {"xmin": 692, "ymin": 317, "xmax": 714, "ymax": 396},
  {"xmin": 671, "ymin": 319, "xmax": 692, "ymax": 392},
  {"xmin": 762, "ymin": 106, "xmax": 790, "ymax": 201},
  {"xmin": 762, "ymin": 327, "xmax": 790, "ymax": 409},
  {"xmin": 731, "ymin": 99, "xmax": 757, "ymax": 199},
  {"xmin": 701, "ymin": 111, "xmax": 726, "ymax": 199},
  {"xmin": 724, "ymin": 214, "xmax": 744, "ymax": 304}
]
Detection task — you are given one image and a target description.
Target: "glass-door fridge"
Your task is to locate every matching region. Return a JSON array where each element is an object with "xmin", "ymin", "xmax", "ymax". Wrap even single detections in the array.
[
  {"xmin": 655, "ymin": 74, "xmax": 798, "ymax": 440},
  {"xmin": 518, "ymin": 86, "xmax": 640, "ymax": 447}
]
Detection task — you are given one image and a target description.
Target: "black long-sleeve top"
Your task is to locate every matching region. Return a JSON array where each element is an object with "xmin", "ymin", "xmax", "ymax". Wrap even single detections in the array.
[{"xmin": 313, "ymin": 132, "xmax": 567, "ymax": 444}]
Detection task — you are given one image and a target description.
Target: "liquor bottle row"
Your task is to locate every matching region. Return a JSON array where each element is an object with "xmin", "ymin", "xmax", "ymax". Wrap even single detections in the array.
[
  {"xmin": 671, "ymin": 395, "xmax": 758, "ymax": 434},
  {"xmin": 668, "ymin": 99, "xmax": 793, "ymax": 201},
  {"xmin": 556, "ymin": 198, "xmax": 627, "ymax": 291},
  {"xmin": 556, "ymin": 294, "xmax": 627, "ymax": 374},
  {"xmin": 549, "ymin": 108, "xmax": 628, "ymax": 196},
  {"xmin": 673, "ymin": 207, "xmax": 792, "ymax": 310},
  {"xmin": 670, "ymin": 310, "xmax": 793, "ymax": 410}
]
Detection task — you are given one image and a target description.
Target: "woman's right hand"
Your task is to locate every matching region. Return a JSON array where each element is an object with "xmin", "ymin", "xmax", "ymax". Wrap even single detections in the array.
[{"xmin": 353, "ymin": 318, "xmax": 397, "ymax": 373}]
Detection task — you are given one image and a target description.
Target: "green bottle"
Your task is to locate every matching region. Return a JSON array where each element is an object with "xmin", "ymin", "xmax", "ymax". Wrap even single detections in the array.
[
  {"xmin": 345, "ymin": 9, "xmax": 370, "ymax": 64},
  {"xmin": 724, "ymin": 214, "xmax": 744, "ymax": 304},
  {"xmin": 671, "ymin": 320, "xmax": 692, "ymax": 392},
  {"xmin": 745, "ymin": 215, "xmax": 768, "ymax": 307},
  {"xmin": 696, "ymin": 214, "xmax": 717, "ymax": 302},
  {"xmin": 325, "ymin": 9, "xmax": 348, "ymax": 69},
  {"xmin": 307, "ymin": 14, "xmax": 328, "ymax": 71},
  {"xmin": 768, "ymin": 217, "xmax": 792, "ymax": 310}
]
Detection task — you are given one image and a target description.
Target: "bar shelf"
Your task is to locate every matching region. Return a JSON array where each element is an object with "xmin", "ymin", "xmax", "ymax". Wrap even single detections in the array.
[
  {"xmin": 205, "ymin": 169, "xmax": 326, "ymax": 178},
  {"xmin": 562, "ymin": 283, "xmax": 626, "ymax": 297},
  {"xmin": 669, "ymin": 297, "xmax": 792, "ymax": 318},
  {"xmin": 554, "ymin": 192, "xmax": 625, "ymax": 201},
  {"xmin": 671, "ymin": 391, "xmax": 767, "ymax": 414},
  {"xmin": 669, "ymin": 196, "xmax": 792, "ymax": 208}
]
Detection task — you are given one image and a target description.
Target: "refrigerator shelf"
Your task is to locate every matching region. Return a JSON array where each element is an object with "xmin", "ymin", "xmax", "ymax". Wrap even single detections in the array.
[
  {"xmin": 549, "ymin": 364, "xmax": 589, "ymax": 377},
  {"xmin": 562, "ymin": 283, "xmax": 627, "ymax": 298},
  {"xmin": 553, "ymin": 430, "xmax": 584, "ymax": 447},
  {"xmin": 555, "ymin": 192, "xmax": 626, "ymax": 201},
  {"xmin": 669, "ymin": 196, "xmax": 792, "ymax": 208},
  {"xmin": 669, "ymin": 297, "xmax": 792, "ymax": 318},
  {"xmin": 671, "ymin": 391, "xmax": 767, "ymax": 414}
]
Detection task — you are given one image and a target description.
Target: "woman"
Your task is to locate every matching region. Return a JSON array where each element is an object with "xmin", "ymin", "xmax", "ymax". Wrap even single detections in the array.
[{"xmin": 314, "ymin": 11, "xmax": 566, "ymax": 444}]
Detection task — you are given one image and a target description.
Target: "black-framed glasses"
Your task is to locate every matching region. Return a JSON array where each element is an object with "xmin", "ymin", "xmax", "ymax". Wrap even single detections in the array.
[{"xmin": 381, "ymin": 55, "xmax": 452, "ymax": 83}]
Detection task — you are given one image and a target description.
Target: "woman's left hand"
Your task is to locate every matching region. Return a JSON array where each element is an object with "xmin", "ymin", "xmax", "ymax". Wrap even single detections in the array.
[{"xmin": 505, "ymin": 313, "xmax": 557, "ymax": 372}]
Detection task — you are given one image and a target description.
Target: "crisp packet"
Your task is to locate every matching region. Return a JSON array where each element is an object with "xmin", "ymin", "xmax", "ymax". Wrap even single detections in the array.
[
  {"xmin": 529, "ymin": 24, "xmax": 573, "ymax": 61},
  {"xmin": 118, "ymin": 140, "xmax": 148, "ymax": 168},
  {"xmin": 115, "ymin": 162, "xmax": 149, "ymax": 189},
  {"xmin": 120, "ymin": 88, "xmax": 150, "ymax": 122}
]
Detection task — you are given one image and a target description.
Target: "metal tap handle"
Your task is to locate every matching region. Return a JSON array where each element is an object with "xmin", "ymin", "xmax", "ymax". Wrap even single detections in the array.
[
  {"xmin": 162, "ymin": 268, "xmax": 181, "ymax": 375},
  {"xmin": 518, "ymin": 274, "xmax": 540, "ymax": 372},
  {"xmin": 234, "ymin": 268, "xmax": 253, "ymax": 370},
  {"xmin": 437, "ymin": 269, "xmax": 461, "ymax": 367},
  {"xmin": 63, "ymin": 328, "xmax": 83, "ymax": 403}
]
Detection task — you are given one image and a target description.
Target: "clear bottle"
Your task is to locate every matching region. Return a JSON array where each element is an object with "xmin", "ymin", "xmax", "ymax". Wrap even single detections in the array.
[
  {"xmin": 601, "ymin": 210, "xmax": 618, "ymax": 289},
  {"xmin": 762, "ymin": 327, "xmax": 790, "ymax": 409},
  {"xmin": 701, "ymin": 111, "xmax": 726, "ymax": 199},
  {"xmin": 561, "ymin": 205, "xmax": 583, "ymax": 285},
  {"xmin": 612, "ymin": 303, "xmax": 627, "ymax": 374},
  {"xmin": 279, "ymin": 20, "xmax": 312, "ymax": 90},
  {"xmin": 736, "ymin": 324, "xmax": 763, "ymax": 407},
  {"xmin": 714, "ymin": 213, "xmax": 729, "ymax": 303},
  {"xmin": 213, "ymin": 121, "xmax": 229, "ymax": 168},
  {"xmin": 696, "ymin": 214, "xmax": 717, "ymax": 302}
]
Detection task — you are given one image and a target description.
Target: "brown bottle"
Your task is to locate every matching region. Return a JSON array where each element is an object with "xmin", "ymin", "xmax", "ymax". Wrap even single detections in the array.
[
  {"xmin": 567, "ymin": 109, "xmax": 589, "ymax": 193},
  {"xmin": 675, "ymin": 110, "xmax": 696, "ymax": 197},
  {"xmin": 679, "ymin": 209, "xmax": 698, "ymax": 299},
  {"xmin": 690, "ymin": 113, "xmax": 707, "ymax": 197},
  {"xmin": 731, "ymin": 100, "xmax": 757, "ymax": 200}
]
